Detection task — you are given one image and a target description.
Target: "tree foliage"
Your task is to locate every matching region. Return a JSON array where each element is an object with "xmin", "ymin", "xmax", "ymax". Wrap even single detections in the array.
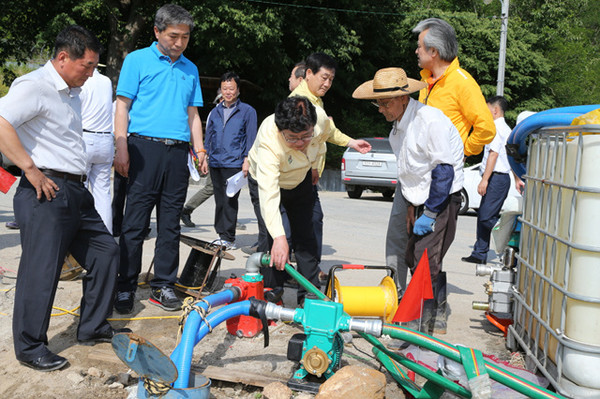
[{"xmin": 1, "ymin": 0, "xmax": 599, "ymax": 167}]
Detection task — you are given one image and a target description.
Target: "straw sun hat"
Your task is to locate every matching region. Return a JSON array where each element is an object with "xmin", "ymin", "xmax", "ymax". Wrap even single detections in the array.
[{"xmin": 352, "ymin": 67, "xmax": 427, "ymax": 100}]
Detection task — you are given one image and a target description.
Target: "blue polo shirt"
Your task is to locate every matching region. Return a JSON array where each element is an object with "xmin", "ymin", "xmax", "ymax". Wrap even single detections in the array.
[{"xmin": 116, "ymin": 42, "xmax": 203, "ymax": 141}]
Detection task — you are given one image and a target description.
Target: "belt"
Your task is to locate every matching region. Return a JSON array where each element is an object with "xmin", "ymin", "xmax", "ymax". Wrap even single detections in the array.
[
  {"xmin": 83, "ymin": 129, "xmax": 112, "ymax": 135},
  {"xmin": 492, "ymin": 171, "xmax": 509, "ymax": 175},
  {"xmin": 40, "ymin": 169, "xmax": 87, "ymax": 183},
  {"xmin": 130, "ymin": 133, "xmax": 188, "ymax": 146}
]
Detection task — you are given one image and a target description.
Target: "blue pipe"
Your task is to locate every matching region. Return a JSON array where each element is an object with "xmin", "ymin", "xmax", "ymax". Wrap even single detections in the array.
[
  {"xmin": 172, "ymin": 300, "xmax": 252, "ymax": 389},
  {"xmin": 170, "ymin": 289, "xmax": 238, "ymax": 383},
  {"xmin": 507, "ymin": 104, "xmax": 600, "ymax": 177}
]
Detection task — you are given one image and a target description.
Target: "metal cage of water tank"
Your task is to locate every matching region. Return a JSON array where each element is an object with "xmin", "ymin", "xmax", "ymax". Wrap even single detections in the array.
[{"xmin": 509, "ymin": 124, "xmax": 600, "ymax": 398}]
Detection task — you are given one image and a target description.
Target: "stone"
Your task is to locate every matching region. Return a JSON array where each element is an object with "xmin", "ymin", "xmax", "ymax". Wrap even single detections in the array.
[
  {"xmin": 118, "ymin": 372, "xmax": 132, "ymax": 386},
  {"xmin": 315, "ymin": 365, "xmax": 386, "ymax": 399},
  {"xmin": 66, "ymin": 372, "xmax": 85, "ymax": 385},
  {"xmin": 262, "ymin": 382, "xmax": 293, "ymax": 399},
  {"xmin": 87, "ymin": 367, "xmax": 103, "ymax": 378},
  {"xmin": 108, "ymin": 381, "xmax": 124, "ymax": 389}
]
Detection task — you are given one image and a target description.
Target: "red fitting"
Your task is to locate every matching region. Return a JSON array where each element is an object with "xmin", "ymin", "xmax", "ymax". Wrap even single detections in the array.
[{"xmin": 225, "ymin": 276, "xmax": 265, "ymax": 338}]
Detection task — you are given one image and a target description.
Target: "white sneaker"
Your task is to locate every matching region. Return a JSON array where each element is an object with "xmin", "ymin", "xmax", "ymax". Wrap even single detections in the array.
[{"xmin": 212, "ymin": 239, "xmax": 237, "ymax": 251}]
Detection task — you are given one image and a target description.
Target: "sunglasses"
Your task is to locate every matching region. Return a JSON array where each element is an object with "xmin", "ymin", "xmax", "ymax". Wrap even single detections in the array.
[{"xmin": 371, "ymin": 100, "xmax": 394, "ymax": 109}]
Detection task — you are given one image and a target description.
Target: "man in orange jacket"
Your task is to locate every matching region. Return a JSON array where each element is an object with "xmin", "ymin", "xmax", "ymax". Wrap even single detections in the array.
[{"xmin": 413, "ymin": 17, "xmax": 495, "ymax": 157}]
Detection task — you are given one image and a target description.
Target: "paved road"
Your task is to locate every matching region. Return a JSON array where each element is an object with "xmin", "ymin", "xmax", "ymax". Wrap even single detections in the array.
[{"xmin": 0, "ymin": 178, "xmax": 509, "ymax": 358}]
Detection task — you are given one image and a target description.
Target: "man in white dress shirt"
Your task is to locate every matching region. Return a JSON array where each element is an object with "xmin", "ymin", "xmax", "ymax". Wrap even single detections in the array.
[
  {"xmin": 0, "ymin": 25, "xmax": 128, "ymax": 372},
  {"xmin": 353, "ymin": 67, "xmax": 464, "ymax": 335}
]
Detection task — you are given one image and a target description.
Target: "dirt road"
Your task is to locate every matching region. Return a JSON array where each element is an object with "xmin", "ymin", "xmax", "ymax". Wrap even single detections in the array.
[{"xmin": 0, "ymin": 180, "xmax": 509, "ymax": 398}]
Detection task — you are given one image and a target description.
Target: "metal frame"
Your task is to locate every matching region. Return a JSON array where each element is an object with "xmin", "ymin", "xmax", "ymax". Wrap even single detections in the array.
[{"xmin": 509, "ymin": 124, "xmax": 600, "ymax": 398}]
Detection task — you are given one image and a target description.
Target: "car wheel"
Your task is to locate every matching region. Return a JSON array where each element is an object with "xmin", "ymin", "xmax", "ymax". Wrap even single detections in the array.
[
  {"xmin": 382, "ymin": 189, "xmax": 394, "ymax": 199},
  {"xmin": 346, "ymin": 186, "xmax": 363, "ymax": 199},
  {"xmin": 459, "ymin": 189, "xmax": 469, "ymax": 215}
]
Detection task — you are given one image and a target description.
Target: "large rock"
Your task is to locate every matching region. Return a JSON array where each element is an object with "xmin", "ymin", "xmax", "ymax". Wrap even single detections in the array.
[
  {"xmin": 316, "ymin": 365, "xmax": 386, "ymax": 399},
  {"xmin": 263, "ymin": 381, "xmax": 293, "ymax": 399}
]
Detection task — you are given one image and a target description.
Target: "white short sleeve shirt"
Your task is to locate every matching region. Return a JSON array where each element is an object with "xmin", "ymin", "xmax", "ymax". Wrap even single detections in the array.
[
  {"xmin": 481, "ymin": 117, "xmax": 512, "ymax": 174},
  {"xmin": 0, "ymin": 61, "xmax": 87, "ymax": 174}
]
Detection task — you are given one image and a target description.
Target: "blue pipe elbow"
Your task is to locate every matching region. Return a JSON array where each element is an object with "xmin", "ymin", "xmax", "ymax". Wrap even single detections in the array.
[
  {"xmin": 173, "ymin": 300, "xmax": 252, "ymax": 389},
  {"xmin": 170, "ymin": 289, "xmax": 238, "ymax": 381}
]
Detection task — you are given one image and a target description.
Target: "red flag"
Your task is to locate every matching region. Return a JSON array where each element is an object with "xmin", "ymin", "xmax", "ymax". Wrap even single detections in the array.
[
  {"xmin": 392, "ymin": 248, "xmax": 434, "ymax": 323},
  {"xmin": 0, "ymin": 167, "xmax": 16, "ymax": 194}
]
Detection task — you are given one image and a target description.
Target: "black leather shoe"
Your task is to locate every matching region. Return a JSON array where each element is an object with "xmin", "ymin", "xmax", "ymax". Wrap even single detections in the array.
[
  {"xmin": 181, "ymin": 212, "xmax": 195, "ymax": 228},
  {"xmin": 78, "ymin": 327, "xmax": 132, "ymax": 346},
  {"xmin": 19, "ymin": 352, "xmax": 68, "ymax": 372},
  {"xmin": 461, "ymin": 255, "xmax": 487, "ymax": 265}
]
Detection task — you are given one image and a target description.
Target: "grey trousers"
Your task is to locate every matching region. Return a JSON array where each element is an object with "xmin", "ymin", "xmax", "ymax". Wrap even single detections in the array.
[
  {"xmin": 184, "ymin": 174, "xmax": 214, "ymax": 212},
  {"xmin": 385, "ymin": 184, "xmax": 409, "ymax": 294}
]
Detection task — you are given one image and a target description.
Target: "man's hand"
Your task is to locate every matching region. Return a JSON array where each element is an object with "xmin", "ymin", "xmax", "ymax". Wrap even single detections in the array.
[
  {"xmin": 311, "ymin": 168, "xmax": 319, "ymax": 185},
  {"xmin": 198, "ymin": 153, "xmax": 208, "ymax": 175},
  {"xmin": 242, "ymin": 157, "xmax": 249, "ymax": 178},
  {"xmin": 348, "ymin": 139, "xmax": 372, "ymax": 154},
  {"xmin": 406, "ymin": 204, "xmax": 416, "ymax": 234},
  {"xmin": 414, "ymin": 214, "xmax": 435, "ymax": 235},
  {"xmin": 515, "ymin": 175, "xmax": 525, "ymax": 194},
  {"xmin": 270, "ymin": 235, "xmax": 289, "ymax": 271},
  {"xmin": 477, "ymin": 178, "xmax": 488, "ymax": 196},
  {"xmin": 114, "ymin": 142, "xmax": 130, "ymax": 178},
  {"xmin": 24, "ymin": 168, "xmax": 59, "ymax": 201}
]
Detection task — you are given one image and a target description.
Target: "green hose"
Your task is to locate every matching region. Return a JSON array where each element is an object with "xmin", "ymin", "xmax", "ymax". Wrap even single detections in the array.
[
  {"xmin": 382, "ymin": 324, "xmax": 566, "ymax": 399},
  {"xmin": 258, "ymin": 254, "xmax": 565, "ymax": 399},
  {"xmin": 259, "ymin": 254, "xmax": 329, "ymax": 301}
]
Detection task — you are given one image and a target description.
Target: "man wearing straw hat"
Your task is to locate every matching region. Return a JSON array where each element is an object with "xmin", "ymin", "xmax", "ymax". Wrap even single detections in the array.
[{"xmin": 353, "ymin": 67, "xmax": 464, "ymax": 334}]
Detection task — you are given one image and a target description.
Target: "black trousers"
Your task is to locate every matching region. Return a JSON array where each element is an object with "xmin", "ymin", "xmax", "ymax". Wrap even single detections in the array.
[
  {"xmin": 13, "ymin": 177, "xmax": 118, "ymax": 361},
  {"xmin": 248, "ymin": 172, "xmax": 320, "ymax": 300},
  {"xmin": 209, "ymin": 167, "xmax": 241, "ymax": 242},
  {"xmin": 111, "ymin": 170, "xmax": 127, "ymax": 235},
  {"xmin": 282, "ymin": 185, "xmax": 324, "ymax": 262},
  {"xmin": 117, "ymin": 135, "xmax": 189, "ymax": 291}
]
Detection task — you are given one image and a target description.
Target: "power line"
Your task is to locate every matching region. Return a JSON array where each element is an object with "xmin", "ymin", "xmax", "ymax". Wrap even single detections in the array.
[
  {"xmin": 240, "ymin": 0, "xmax": 502, "ymax": 20},
  {"xmin": 240, "ymin": 0, "xmax": 412, "ymax": 17}
]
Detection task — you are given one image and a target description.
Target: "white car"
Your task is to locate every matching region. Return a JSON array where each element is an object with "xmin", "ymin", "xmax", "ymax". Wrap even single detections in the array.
[{"xmin": 460, "ymin": 163, "xmax": 522, "ymax": 214}]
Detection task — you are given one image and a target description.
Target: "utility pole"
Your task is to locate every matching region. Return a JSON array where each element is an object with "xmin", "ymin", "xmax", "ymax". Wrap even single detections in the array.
[{"xmin": 496, "ymin": 0, "xmax": 509, "ymax": 96}]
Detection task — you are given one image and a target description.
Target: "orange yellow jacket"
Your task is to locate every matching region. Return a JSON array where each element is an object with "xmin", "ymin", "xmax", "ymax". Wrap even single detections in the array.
[{"xmin": 418, "ymin": 57, "xmax": 495, "ymax": 156}]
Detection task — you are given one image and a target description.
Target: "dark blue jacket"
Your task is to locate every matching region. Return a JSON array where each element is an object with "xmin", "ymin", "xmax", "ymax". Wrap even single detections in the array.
[{"xmin": 205, "ymin": 99, "xmax": 257, "ymax": 168}]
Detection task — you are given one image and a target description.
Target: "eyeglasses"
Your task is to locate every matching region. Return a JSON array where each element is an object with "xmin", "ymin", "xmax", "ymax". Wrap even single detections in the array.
[
  {"xmin": 282, "ymin": 133, "xmax": 313, "ymax": 143},
  {"xmin": 371, "ymin": 100, "xmax": 394, "ymax": 109}
]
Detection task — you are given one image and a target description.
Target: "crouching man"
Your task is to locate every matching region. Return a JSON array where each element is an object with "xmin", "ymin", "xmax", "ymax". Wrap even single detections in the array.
[
  {"xmin": 353, "ymin": 67, "xmax": 464, "ymax": 334},
  {"xmin": 247, "ymin": 96, "xmax": 323, "ymax": 306}
]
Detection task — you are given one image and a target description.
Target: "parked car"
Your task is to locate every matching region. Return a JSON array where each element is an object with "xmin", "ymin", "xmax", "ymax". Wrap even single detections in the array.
[
  {"xmin": 460, "ymin": 163, "xmax": 522, "ymax": 214},
  {"xmin": 342, "ymin": 137, "xmax": 521, "ymax": 212},
  {"xmin": 341, "ymin": 137, "xmax": 397, "ymax": 199}
]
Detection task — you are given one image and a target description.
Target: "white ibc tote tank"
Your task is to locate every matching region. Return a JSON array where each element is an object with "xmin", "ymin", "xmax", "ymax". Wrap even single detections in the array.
[{"xmin": 513, "ymin": 109, "xmax": 600, "ymax": 396}]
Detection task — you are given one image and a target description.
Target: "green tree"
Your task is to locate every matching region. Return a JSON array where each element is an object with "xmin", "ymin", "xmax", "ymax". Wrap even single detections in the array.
[{"xmin": 2, "ymin": 0, "xmax": 598, "ymax": 167}]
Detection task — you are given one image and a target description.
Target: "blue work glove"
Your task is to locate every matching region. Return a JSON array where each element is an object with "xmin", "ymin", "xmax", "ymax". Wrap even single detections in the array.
[{"xmin": 413, "ymin": 214, "xmax": 436, "ymax": 235}]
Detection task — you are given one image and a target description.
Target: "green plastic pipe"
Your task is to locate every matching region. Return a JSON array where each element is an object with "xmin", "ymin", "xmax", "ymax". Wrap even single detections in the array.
[
  {"xmin": 382, "ymin": 324, "xmax": 566, "ymax": 399},
  {"xmin": 372, "ymin": 346, "xmax": 462, "ymax": 399},
  {"xmin": 259, "ymin": 254, "xmax": 329, "ymax": 301},
  {"xmin": 258, "ymin": 254, "xmax": 565, "ymax": 399}
]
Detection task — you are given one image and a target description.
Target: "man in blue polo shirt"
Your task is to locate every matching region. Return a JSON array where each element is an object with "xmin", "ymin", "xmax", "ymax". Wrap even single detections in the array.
[{"xmin": 113, "ymin": 4, "xmax": 205, "ymax": 313}]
